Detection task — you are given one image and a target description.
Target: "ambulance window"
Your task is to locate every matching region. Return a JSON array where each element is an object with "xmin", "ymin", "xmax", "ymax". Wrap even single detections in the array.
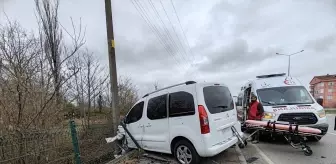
[
  {"xmin": 237, "ymin": 94, "xmax": 243, "ymax": 106},
  {"xmin": 300, "ymin": 90, "xmax": 304, "ymax": 97},
  {"xmin": 257, "ymin": 86, "xmax": 314, "ymax": 106},
  {"xmin": 300, "ymin": 89, "xmax": 311, "ymax": 101}
]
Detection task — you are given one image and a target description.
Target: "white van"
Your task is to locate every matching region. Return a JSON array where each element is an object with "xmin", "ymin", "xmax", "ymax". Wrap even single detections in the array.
[
  {"xmin": 123, "ymin": 81, "xmax": 243, "ymax": 164},
  {"xmin": 236, "ymin": 73, "xmax": 328, "ymax": 141}
]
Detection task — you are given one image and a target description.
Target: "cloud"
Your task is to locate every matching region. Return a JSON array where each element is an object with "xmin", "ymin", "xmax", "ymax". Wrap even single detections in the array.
[
  {"xmin": 2, "ymin": 0, "xmax": 336, "ymax": 97},
  {"xmin": 305, "ymin": 34, "xmax": 336, "ymax": 52},
  {"xmin": 196, "ymin": 38, "xmax": 282, "ymax": 73}
]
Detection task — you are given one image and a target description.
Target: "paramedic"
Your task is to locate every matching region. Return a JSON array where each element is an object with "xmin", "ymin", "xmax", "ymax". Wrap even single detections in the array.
[{"xmin": 248, "ymin": 92, "xmax": 264, "ymax": 143}]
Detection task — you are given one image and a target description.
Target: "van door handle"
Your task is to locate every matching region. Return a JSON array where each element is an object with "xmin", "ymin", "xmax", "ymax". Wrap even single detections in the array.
[
  {"xmin": 146, "ymin": 123, "xmax": 151, "ymax": 127},
  {"xmin": 138, "ymin": 125, "xmax": 144, "ymax": 128}
]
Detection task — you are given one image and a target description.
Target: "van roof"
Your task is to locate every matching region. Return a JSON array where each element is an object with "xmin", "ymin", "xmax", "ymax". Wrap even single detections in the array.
[
  {"xmin": 133, "ymin": 81, "xmax": 231, "ymax": 108},
  {"xmin": 241, "ymin": 74, "xmax": 303, "ymax": 91},
  {"xmin": 141, "ymin": 81, "xmax": 229, "ymax": 98}
]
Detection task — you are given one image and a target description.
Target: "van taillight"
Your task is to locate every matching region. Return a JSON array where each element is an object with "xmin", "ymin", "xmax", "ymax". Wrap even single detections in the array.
[{"xmin": 198, "ymin": 105, "xmax": 210, "ymax": 134}]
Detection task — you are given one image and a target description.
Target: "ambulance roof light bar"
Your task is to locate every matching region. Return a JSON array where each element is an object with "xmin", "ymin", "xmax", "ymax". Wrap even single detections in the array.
[{"xmin": 256, "ymin": 73, "xmax": 286, "ymax": 79}]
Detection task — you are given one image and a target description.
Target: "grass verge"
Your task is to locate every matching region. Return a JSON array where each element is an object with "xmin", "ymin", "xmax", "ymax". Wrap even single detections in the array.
[{"xmin": 325, "ymin": 108, "xmax": 336, "ymax": 114}]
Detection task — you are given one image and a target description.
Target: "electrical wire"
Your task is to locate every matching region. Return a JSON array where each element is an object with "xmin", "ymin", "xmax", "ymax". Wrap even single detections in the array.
[
  {"xmin": 131, "ymin": 0, "xmax": 199, "ymax": 80},
  {"xmin": 146, "ymin": 0, "xmax": 187, "ymax": 63},
  {"xmin": 130, "ymin": 0, "xmax": 185, "ymax": 71},
  {"xmin": 168, "ymin": 0, "xmax": 199, "ymax": 79},
  {"xmin": 158, "ymin": 0, "xmax": 192, "ymax": 64},
  {"xmin": 142, "ymin": 0, "xmax": 190, "ymax": 71},
  {"xmin": 157, "ymin": 0, "xmax": 196, "ymax": 80}
]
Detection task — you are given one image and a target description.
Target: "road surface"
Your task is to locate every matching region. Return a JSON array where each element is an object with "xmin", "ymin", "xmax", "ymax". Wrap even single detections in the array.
[{"xmin": 241, "ymin": 115, "xmax": 336, "ymax": 164}]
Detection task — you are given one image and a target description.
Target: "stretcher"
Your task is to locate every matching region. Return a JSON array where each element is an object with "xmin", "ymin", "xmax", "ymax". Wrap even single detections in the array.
[{"xmin": 233, "ymin": 120, "xmax": 324, "ymax": 156}]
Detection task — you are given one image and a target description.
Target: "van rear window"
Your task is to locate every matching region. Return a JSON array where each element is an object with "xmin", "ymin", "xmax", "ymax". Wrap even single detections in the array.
[{"xmin": 203, "ymin": 86, "xmax": 234, "ymax": 114}]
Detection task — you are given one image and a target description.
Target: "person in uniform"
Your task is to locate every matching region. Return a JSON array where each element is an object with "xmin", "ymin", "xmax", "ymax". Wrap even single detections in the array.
[{"xmin": 248, "ymin": 92, "xmax": 264, "ymax": 143}]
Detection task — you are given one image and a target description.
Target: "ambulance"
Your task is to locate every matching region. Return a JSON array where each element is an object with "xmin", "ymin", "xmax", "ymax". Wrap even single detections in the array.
[{"xmin": 236, "ymin": 73, "xmax": 329, "ymax": 141}]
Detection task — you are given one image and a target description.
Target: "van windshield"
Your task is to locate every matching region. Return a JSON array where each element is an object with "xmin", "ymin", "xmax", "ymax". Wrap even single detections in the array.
[
  {"xmin": 256, "ymin": 86, "xmax": 314, "ymax": 106},
  {"xmin": 203, "ymin": 86, "xmax": 234, "ymax": 114}
]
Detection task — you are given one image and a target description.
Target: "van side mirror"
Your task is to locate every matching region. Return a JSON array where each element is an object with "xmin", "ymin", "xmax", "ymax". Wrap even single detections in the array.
[
  {"xmin": 123, "ymin": 117, "xmax": 128, "ymax": 124},
  {"xmin": 316, "ymin": 98, "xmax": 323, "ymax": 106}
]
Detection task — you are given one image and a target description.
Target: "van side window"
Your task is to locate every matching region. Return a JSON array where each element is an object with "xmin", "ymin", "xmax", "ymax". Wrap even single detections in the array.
[
  {"xmin": 126, "ymin": 101, "xmax": 144, "ymax": 124},
  {"xmin": 169, "ymin": 91, "xmax": 195, "ymax": 117},
  {"xmin": 147, "ymin": 94, "xmax": 167, "ymax": 120},
  {"xmin": 203, "ymin": 86, "xmax": 234, "ymax": 114}
]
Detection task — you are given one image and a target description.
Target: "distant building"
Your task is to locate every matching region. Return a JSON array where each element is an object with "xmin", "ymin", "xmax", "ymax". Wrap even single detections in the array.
[{"xmin": 310, "ymin": 74, "xmax": 336, "ymax": 108}]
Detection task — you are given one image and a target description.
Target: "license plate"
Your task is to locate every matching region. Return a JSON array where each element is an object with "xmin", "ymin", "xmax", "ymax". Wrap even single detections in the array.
[{"xmin": 222, "ymin": 128, "xmax": 233, "ymax": 137}]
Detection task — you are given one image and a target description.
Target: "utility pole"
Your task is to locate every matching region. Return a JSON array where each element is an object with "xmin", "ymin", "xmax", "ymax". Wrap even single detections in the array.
[
  {"xmin": 276, "ymin": 50, "xmax": 304, "ymax": 77},
  {"xmin": 104, "ymin": 0, "xmax": 119, "ymax": 136}
]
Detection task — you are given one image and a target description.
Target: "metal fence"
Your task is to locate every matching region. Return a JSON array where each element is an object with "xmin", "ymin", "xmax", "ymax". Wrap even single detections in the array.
[
  {"xmin": 0, "ymin": 120, "xmax": 115, "ymax": 164},
  {"xmin": 77, "ymin": 123, "xmax": 115, "ymax": 164},
  {"xmin": 0, "ymin": 128, "xmax": 74, "ymax": 164}
]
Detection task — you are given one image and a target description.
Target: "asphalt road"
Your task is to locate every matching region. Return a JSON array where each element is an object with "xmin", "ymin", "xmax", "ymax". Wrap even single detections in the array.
[{"xmin": 241, "ymin": 115, "xmax": 336, "ymax": 164}]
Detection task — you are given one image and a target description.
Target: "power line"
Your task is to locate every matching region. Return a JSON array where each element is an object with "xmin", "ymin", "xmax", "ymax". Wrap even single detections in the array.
[
  {"xmin": 145, "ymin": 0, "xmax": 190, "ymax": 70},
  {"xmin": 169, "ymin": 0, "xmax": 199, "ymax": 79},
  {"xmin": 170, "ymin": 0, "xmax": 195, "ymax": 62},
  {"xmin": 132, "ymin": 0, "xmax": 198, "ymax": 80},
  {"xmin": 133, "ymin": 0, "xmax": 187, "ymax": 71},
  {"xmin": 130, "ymin": 0, "xmax": 185, "ymax": 71},
  {"xmin": 158, "ymin": 0, "xmax": 196, "ymax": 79},
  {"xmin": 153, "ymin": 0, "xmax": 191, "ymax": 66}
]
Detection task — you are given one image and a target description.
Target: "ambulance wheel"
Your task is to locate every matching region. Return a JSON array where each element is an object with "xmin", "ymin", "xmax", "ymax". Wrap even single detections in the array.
[{"xmin": 304, "ymin": 147, "xmax": 313, "ymax": 156}]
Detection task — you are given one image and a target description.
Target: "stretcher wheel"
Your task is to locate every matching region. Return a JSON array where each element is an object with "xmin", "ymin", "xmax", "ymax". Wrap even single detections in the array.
[
  {"xmin": 303, "ymin": 147, "xmax": 313, "ymax": 156},
  {"xmin": 241, "ymin": 127, "xmax": 246, "ymax": 132},
  {"xmin": 238, "ymin": 143, "xmax": 245, "ymax": 148},
  {"xmin": 238, "ymin": 140, "xmax": 248, "ymax": 149}
]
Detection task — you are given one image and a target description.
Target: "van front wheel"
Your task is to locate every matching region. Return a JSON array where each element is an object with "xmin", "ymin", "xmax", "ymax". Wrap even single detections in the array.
[{"xmin": 173, "ymin": 140, "xmax": 200, "ymax": 164}]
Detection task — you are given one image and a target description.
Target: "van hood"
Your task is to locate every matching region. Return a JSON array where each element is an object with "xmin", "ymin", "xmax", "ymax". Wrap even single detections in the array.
[{"xmin": 264, "ymin": 103, "xmax": 323, "ymax": 114}]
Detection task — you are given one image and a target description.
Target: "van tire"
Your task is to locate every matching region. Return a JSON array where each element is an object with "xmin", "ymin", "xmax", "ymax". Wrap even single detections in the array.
[{"xmin": 173, "ymin": 140, "xmax": 200, "ymax": 164}]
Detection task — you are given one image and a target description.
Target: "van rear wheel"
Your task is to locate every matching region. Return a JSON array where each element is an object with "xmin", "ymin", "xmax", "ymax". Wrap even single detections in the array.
[{"xmin": 173, "ymin": 140, "xmax": 200, "ymax": 164}]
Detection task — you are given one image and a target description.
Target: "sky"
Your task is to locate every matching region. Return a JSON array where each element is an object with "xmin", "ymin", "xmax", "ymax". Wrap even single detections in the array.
[{"xmin": 1, "ymin": 0, "xmax": 336, "ymax": 97}]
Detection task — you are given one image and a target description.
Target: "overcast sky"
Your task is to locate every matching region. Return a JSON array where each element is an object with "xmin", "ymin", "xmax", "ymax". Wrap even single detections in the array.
[{"xmin": 1, "ymin": 0, "xmax": 336, "ymax": 96}]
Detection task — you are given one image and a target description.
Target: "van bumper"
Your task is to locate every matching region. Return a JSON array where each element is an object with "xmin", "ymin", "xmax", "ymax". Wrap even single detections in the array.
[{"xmin": 201, "ymin": 135, "xmax": 239, "ymax": 157}]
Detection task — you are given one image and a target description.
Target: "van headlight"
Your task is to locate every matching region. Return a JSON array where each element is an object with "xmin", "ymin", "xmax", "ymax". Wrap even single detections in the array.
[
  {"xmin": 317, "ymin": 109, "xmax": 326, "ymax": 118},
  {"xmin": 263, "ymin": 112, "xmax": 276, "ymax": 119}
]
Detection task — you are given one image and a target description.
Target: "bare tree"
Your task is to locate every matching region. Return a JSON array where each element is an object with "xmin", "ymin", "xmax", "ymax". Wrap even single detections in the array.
[
  {"xmin": 104, "ymin": 76, "xmax": 139, "ymax": 116},
  {"xmin": 97, "ymin": 94, "xmax": 103, "ymax": 113},
  {"xmin": 23, "ymin": 0, "xmax": 86, "ymax": 128},
  {"xmin": 154, "ymin": 81, "xmax": 159, "ymax": 90},
  {"xmin": 0, "ymin": 21, "xmax": 41, "ymax": 128},
  {"xmin": 66, "ymin": 49, "xmax": 108, "ymax": 127},
  {"xmin": 0, "ymin": 20, "xmax": 49, "ymax": 164},
  {"xmin": 83, "ymin": 51, "xmax": 107, "ymax": 127},
  {"xmin": 34, "ymin": 0, "xmax": 85, "ymax": 106}
]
